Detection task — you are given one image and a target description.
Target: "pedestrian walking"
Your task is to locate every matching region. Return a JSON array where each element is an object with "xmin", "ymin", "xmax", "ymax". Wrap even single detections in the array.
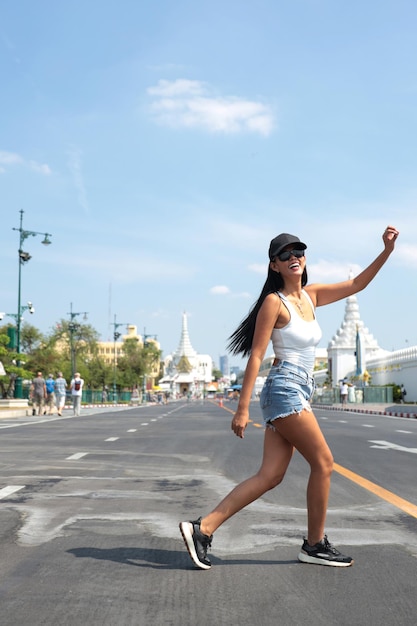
[
  {"xmin": 30, "ymin": 372, "xmax": 46, "ymax": 416},
  {"xmin": 45, "ymin": 374, "xmax": 55, "ymax": 415},
  {"xmin": 54, "ymin": 372, "xmax": 67, "ymax": 416},
  {"xmin": 70, "ymin": 372, "xmax": 84, "ymax": 416},
  {"xmin": 180, "ymin": 225, "xmax": 399, "ymax": 569},
  {"xmin": 340, "ymin": 381, "xmax": 349, "ymax": 406}
]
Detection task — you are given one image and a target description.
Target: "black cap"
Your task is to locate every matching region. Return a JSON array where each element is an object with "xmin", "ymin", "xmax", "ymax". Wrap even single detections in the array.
[{"xmin": 269, "ymin": 233, "xmax": 307, "ymax": 260}]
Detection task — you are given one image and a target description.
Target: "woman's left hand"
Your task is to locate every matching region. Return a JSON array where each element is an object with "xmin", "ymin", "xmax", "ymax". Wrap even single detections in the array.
[
  {"xmin": 231, "ymin": 408, "xmax": 249, "ymax": 439},
  {"xmin": 383, "ymin": 225, "xmax": 399, "ymax": 250}
]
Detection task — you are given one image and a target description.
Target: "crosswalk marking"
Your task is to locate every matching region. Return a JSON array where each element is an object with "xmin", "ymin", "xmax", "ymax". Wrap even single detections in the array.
[
  {"xmin": 0, "ymin": 485, "xmax": 25, "ymax": 499},
  {"xmin": 66, "ymin": 452, "xmax": 88, "ymax": 460}
]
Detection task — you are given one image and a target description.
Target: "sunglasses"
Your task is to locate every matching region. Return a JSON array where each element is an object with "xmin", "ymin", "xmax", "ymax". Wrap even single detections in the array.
[{"xmin": 277, "ymin": 248, "xmax": 305, "ymax": 262}]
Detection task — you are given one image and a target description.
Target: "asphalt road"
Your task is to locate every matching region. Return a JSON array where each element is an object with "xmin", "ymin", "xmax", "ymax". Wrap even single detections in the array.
[{"xmin": 0, "ymin": 400, "xmax": 416, "ymax": 626}]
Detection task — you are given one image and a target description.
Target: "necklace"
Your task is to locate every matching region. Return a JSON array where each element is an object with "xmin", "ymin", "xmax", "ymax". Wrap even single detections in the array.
[
  {"xmin": 293, "ymin": 299, "xmax": 304, "ymax": 317},
  {"xmin": 283, "ymin": 291, "xmax": 305, "ymax": 317}
]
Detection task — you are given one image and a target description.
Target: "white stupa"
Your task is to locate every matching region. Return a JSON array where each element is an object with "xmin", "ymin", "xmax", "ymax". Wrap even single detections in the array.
[
  {"xmin": 327, "ymin": 293, "xmax": 387, "ymax": 383},
  {"xmin": 160, "ymin": 312, "xmax": 213, "ymax": 397}
]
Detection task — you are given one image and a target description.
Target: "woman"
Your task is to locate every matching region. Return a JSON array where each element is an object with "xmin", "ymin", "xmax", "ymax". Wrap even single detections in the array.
[{"xmin": 180, "ymin": 225, "xmax": 399, "ymax": 569}]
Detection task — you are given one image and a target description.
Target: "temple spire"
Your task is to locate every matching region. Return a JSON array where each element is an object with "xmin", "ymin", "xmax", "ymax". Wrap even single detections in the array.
[
  {"xmin": 175, "ymin": 312, "xmax": 197, "ymax": 358},
  {"xmin": 328, "ymin": 294, "xmax": 380, "ymax": 351}
]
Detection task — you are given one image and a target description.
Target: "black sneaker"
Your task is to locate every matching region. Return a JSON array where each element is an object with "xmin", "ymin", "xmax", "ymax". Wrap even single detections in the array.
[
  {"xmin": 179, "ymin": 517, "xmax": 212, "ymax": 570},
  {"xmin": 298, "ymin": 535, "xmax": 353, "ymax": 567}
]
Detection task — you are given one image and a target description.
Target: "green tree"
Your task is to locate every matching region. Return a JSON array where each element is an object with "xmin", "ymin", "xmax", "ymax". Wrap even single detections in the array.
[
  {"xmin": 48, "ymin": 319, "xmax": 103, "ymax": 382},
  {"xmin": 0, "ymin": 330, "xmax": 33, "ymax": 398},
  {"xmin": 116, "ymin": 338, "xmax": 161, "ymax": 390},
  {"xmin": 116, "ymin": 338, "xmax": 144, "ymax": 389},
  {"xmin": 20, "ymin": 323, "xmax": 44, "ymax": 354},
  {"xmin": 20, "ymin": 323, "xmax": 63, "ymax": 377},
  {"xmin": 86, "ymin": 357, "xmax": 113, "ymax": 390},
  {"xmin": 212, "ymin": 367, "xmax": 223, "ymax": 381}
]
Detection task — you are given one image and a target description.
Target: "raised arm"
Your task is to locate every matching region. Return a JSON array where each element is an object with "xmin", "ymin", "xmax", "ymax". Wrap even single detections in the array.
[{"xmin": 306, "ymin": 225, "xmax": 399, "ymax": 308}]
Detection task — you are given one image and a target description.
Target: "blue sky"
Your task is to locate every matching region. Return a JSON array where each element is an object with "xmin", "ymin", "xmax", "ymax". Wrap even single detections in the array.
[{"xmin": 1, "ymin": 0, "xmax": 416, "ymax": 370}]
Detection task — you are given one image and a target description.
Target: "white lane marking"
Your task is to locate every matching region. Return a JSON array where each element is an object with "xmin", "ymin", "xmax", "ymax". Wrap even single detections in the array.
[
  {"xmin": 105, "ymin": 437, "xmax": 119, "ymax": 442},
  {"xmin": 339, "ymin": 420, "xmax": 347, "ymax": 423},
  {"xmin": 127, "ymin": 429, "xmax": 137, "ymax": 432},
  {"xmin": 369, "ymin": 440, "xmax": 417, "ymax": 454},
  {"xmin": 396, "ymin": 430, "xmax": 412, "ymax": 434},
  {"xmin": 66, "ymin": 452, "xmax": 88, "ymax": 460},
  {"xmin": 151, "ymin": 419, "xmax": 157, "ymax": 422},
  {"xmin": 0, "ymin": 485, "xmax": 25, "ymax": 499},
  {"xmin": 362, "ymin": 424, "xmax": 375, "ymax": 428},
  {"xmin": 0, "ymin": 414, "xmax": 75, "ymax": 429},
  {"xmin": 141, "ymin": 423, "xmax": 149, "ymax": 426}
]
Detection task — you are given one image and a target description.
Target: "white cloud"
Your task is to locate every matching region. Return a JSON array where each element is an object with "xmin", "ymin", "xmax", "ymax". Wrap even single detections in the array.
[
  {"xmin": 29, "ymin": 160, "xmax": 52, "ymax": 175},
  {"xmin": 210, "ymin": 285, "xmax": 230, "ymax": 295},
  {"xmin": 308, "ymin": 260, "xmax": 362, "ymax": 283},
  {"xmin": 0, "ymin": 150, "xmax": 51, "ymax": 175},
  {"xmin": 210, "ymin": 285, "xmax": 251, "ymax": 298},
  {"xmin": 147, "ymin": 79, "xmax": 275, "ymax": 136},
  {"xmin": 395, "ymin": 243, "xmax": 417, "ymax": 265},
  {"xmin": 248, "ymin": 263, "xmax": 268, "ymax": 275},
  {"xmin": 147, "ymin": 78, "xmax": 205, "ymax": 98},
  {"xmin": 232, "ymin": 291, "xmax": 252, "ymax": 299},
  {"xmin": 0, "ymin": 150, "xmax": 23, "ymax": 165}
]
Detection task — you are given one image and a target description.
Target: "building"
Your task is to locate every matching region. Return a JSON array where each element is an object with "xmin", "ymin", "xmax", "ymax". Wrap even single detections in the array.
[
  {"xmin": 160, "ymin": 312, "xmax": 213, "ymax": 398},
  {"xmin": 96, "ymin": 325, "xmax": 160, "ymax": 387},
  {"xmin": 326, "ymin": 294, "xmax": 387, "ymax": 385},
  {"xmin": 96, "ymin": 325, "xmax": 159, "ymax": 366},
  {"xmin": 312, "ymin": 292, "xmax": 417, "ymax": 402},
  {"xmin": 219, "ymin": 354, "xmax": 230, "ymax": 377}
]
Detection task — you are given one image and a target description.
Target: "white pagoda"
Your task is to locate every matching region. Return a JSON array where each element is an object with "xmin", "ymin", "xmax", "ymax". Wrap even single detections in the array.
[
  {"xmin": 327, "ymin": 293, "xmax": 388, "ymax": 384},
  {"xmin": 160, "ymin": 312, "xmax": 213, "ymax": 398}
]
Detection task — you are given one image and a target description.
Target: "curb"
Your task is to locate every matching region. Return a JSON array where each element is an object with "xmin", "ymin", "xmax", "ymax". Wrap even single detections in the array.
[
  {"xmin": 64, "ymin": 403, "xmax": 131, "ymax": 409},
  {"xmin": 313, "ymin": 404, "xmax": 417, "ymax": 419}
]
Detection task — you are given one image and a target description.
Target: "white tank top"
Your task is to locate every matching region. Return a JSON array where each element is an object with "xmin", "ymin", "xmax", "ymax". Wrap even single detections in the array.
[{"xmin": 271, "ymin": 290, "xmax": 322, "ymax": 373}]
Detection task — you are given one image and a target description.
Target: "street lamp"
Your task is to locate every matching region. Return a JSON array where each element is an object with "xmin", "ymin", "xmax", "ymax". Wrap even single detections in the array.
[
  {"xmin": 142, "ymin": 328, "xmax": 157, "ymax": 404},
  {"xmin": 112, "ymin": 315, "xmax": 129, "ymax": 404},
  {"xmin": 12, "ymin": 209, "xmax": 52, "ymax": 398},
  {"xmin": 67, "ymin": 303, "xmax": 88, "ymax": 379}
]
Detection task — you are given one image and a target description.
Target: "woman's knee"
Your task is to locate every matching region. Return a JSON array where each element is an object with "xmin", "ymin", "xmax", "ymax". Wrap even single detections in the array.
[
  {"xmin": 257, "ymin": 468, "xmax": 287, "ymax": 490},
  {"xmin": 311, "ymin": 450, "xmax": 334, "ymax": 476}
]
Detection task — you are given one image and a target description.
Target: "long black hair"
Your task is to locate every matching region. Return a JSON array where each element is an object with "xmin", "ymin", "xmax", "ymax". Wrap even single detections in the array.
[{"xmin": 227, "ymin": 265, "xmax": 308, "ymax": 357}]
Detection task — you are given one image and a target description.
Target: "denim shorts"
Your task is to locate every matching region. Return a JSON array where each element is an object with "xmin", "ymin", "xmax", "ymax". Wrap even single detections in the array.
[{"xmin": 259, "ymin": 360, "xmax": 315, "ymax": 428}]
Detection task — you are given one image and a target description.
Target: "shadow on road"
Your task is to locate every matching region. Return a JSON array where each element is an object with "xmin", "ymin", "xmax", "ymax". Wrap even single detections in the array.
[{"xmin": 67, "ymin": 546, "xmax": 297, "ymax": 569}]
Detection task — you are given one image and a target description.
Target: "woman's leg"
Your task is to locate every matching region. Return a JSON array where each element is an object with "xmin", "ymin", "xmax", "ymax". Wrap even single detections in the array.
[
  {"xmin": 200, "ymin": 427, "xmax": 294, "ymax": 536},
  {"xmin": 272, "ymin": 409, "xmax": 334, "ymax": 546}
]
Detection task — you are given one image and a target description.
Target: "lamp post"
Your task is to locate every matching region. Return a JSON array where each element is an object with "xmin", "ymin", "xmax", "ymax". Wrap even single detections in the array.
[
  {"xmin": 67, "ymin": 303, "xmax": 88, "ymax": 379},
  {"xmin": 142, "ymin": 328, "xmax": 157, "ymax": 404},
  {"xmin": 112, "ymin": 315, "xmax": 129, "ymax": 404},
  {"xmin": 12, "ymin": 209, "xmax": 52, "ymax": 398}
]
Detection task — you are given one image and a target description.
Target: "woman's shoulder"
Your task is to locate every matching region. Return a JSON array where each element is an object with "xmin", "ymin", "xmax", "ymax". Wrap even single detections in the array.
[
  {"xmin": 260, "ymin": 291, "xmax": 284, "ymax": 316},
  {"xmin": 265, "ymin": 291, "xmax": 283, "ymax": 303}
]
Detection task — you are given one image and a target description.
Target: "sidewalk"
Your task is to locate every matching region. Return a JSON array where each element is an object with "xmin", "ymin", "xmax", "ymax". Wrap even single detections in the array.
[
  {"xmin": 0, "ymin": 403, "xmax": 139, "ymax": 420},
  {"xmin": 313, "ymin": 402, "xmax": 417, "ymax": 419}
]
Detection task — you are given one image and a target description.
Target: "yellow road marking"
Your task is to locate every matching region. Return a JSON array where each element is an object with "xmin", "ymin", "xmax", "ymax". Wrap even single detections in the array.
[
  {"xmin": 212, "ymin": 401, "xmax": 417, "ymax": 519},
  {"xmin": 334, "ymin": 463, "xmax": 417, "ymax": 519}
]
